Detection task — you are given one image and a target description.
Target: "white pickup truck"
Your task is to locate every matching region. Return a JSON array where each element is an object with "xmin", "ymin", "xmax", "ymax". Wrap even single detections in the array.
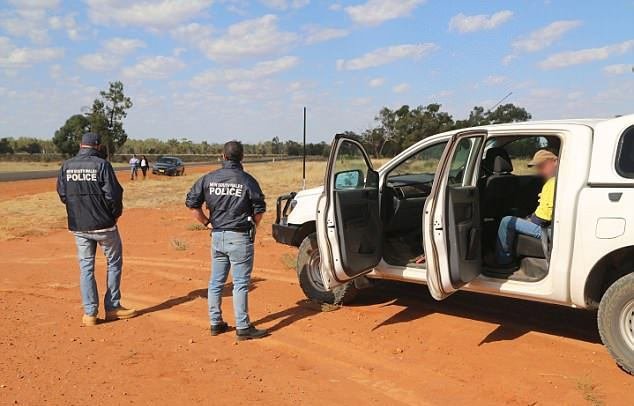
[{"xmin": 272, "ymin": 115, "xmax": 634, "ymax": 374}]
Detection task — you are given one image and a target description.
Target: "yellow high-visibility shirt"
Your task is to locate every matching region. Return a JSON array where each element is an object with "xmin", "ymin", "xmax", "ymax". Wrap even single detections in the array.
[{"xmin": 534, "ymin": 177, "xmax": 556, "ymax": 222}]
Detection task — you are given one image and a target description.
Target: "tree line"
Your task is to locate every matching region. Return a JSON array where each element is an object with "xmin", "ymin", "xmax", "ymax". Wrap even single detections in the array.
[{"xmin": 0, "ymin": 80, "xmax": 532, "ymax": 160}]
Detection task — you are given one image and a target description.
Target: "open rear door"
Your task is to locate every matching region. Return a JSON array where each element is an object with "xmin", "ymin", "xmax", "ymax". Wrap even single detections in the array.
[
  {"xmin": 423, "ymin": 131, "xmax": 486, "ymax": 300},
  {"xmin": 316, "ymin": 134, "xmax": 382, "ymax": 290}
]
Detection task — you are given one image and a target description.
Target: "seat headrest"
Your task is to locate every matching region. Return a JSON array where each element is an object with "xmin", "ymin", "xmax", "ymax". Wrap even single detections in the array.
[
  {"xmin": 483, "ymin": 147, "xmax": 513, "ymax": 174},
  {"xmin": 493, "ymin": 156, "xmax": 513, "ymax": 173}
]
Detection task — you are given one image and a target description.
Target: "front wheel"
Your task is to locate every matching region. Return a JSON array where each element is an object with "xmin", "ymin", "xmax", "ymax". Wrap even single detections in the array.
[
  {"xmin": 598, "ymin": 272, "xmax": 634, "ymax": 375},
  {"xmin": 296, "ymin": 233, "xmax": 358, "ymax": 305}
]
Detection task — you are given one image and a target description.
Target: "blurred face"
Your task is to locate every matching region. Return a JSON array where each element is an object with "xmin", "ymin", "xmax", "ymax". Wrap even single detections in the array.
[{"xmin": 535, "ymin": 158, "xmax": 558, "ymax": 179}]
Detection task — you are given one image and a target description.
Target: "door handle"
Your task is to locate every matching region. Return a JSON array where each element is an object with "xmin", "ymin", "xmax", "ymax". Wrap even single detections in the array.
[{"xmin": 609, "ymin": 192, "xmax": 622, "ymax": 202}]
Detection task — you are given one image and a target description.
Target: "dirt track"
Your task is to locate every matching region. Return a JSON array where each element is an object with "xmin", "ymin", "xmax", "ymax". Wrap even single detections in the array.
[{"xmin": 1, "ymin": 173, "xmax": 632, "ymax": 405}]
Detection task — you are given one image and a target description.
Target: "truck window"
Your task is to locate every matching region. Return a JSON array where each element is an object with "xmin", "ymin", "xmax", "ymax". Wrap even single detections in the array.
[
  {"xmin": 616, "ymin": 126, "xmax": 634, "ymax": 178},
  {"xmin": 387, "ymin": 142, "xmax": 447, "ymax": 182}
]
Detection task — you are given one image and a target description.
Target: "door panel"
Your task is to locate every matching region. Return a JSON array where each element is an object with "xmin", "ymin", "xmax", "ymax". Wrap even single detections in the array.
[
  {"xmin": 424, "ymin": 132, "xmax": 486, "ymax": 300},
  {"xmin": 446, "ymin": 186, "xmax": 482, "ymax": 286},
  {"xmin": 317, "ymin": 135, "xmax": 381, "ymax": 290},
  {"xmin": 334, "ymin": 185, "xmax": 382, "ymax": 276}
]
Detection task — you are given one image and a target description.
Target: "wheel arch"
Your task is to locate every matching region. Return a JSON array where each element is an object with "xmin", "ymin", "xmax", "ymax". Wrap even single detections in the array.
[
  {"xmin": 584, "ymin": 245, "xmax": 634, "ymax": 309},
  {"xmin": 291, "ymin": 221, "xmax": 316, "ymax": 247}
]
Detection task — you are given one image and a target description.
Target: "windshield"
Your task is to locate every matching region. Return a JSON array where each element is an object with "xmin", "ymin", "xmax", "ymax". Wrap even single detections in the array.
[{"xmin": 158, "ymin": 158, "xmax": 178, "ymax": 164}]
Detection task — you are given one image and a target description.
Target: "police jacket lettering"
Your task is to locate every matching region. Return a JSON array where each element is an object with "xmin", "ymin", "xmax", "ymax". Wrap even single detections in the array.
[
  {"xmin": 185, "ymin": 160, "xmax": 266, "ymax": 231},
  {"xmin": 56, "ymin": 148, "xmax": 124, "ymax": 232}
]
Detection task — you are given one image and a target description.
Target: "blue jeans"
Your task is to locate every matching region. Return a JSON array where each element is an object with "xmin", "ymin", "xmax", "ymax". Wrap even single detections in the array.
[
  {"xmin": 73, "ymin": 229, "xmax": 123, "ymax": 316},
  {"xmin": 496, "ymin": 216, "xmax": 543, "ymax": 265},
  {"xmin": 209, "ymin": 231, "xmax": 254, "ymax": 330}
]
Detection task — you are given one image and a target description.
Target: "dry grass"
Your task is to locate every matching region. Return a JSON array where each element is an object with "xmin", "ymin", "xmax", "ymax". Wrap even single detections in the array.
[
  {"xmin": 0, "ymin": 160, "xmax": 327, "ymax": 240},
  {"xmin": 0, "ymin": 161, "xmax": 127, "ymax": 173},
  {"xmin": 0, "ymin": 158, "xmax": 540, "ymax": 240}
]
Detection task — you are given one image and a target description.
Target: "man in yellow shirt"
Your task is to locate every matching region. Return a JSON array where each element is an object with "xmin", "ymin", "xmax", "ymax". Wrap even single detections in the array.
[{"xmin": 495, "ymin": 150, "xmax": 558, "ymax": 266}]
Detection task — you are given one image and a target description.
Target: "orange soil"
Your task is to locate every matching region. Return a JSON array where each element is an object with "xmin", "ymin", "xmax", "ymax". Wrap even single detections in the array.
[{"xmin": 0, "ymin": 177, "xmax": 632, "ymax": 405}]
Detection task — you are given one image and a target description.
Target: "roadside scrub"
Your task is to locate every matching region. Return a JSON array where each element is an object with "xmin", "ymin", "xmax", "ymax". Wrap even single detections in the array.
[{"xmin": 0, "ymin": 160, "xmax": 327, "ymax": 240}]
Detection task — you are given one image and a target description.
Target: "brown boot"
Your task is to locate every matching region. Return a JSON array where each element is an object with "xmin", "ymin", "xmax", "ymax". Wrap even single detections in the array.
[
  {"xmin": 105, "ymin": 306, "xmax": 137, "ymax": 321},
  {"xmin": 82, "ymin": 314, "xmax": 98, "ymax": 326}
]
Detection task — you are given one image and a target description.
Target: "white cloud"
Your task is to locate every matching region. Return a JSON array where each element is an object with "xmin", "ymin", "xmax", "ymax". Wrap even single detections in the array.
[
  {"xmin": 198, "ymin": 14, "xmax": 297, "ymax": 61},
  {"xmin": 336, "ymin": 43, "xmax": 437, "ymax": 70},
  {"xmin": 0, "ymin": 43, "xmax": 63, "ymax": 69},
  {"xmin": 77, "ymin": 37, "xmax": 146, "ymax": 72},
  {"xmin": 49, "ymin": 63, "xmax": 62, "ymax": 79},
  {"xmin": 8, "ymin": 0, "xmax": 59, "ymax": 9},
  {"xmin": 48, "ymin": 13, "xmax": 82, "ymax": 40},
  {"xmin": 86, "ymin": 0, "xmax": 213, "ymax": 29},
  {"xmin": 304, "ymin": 25, "xmax": 349, "ymax": 45},
  {"xmin": 191, "ymin": 55, "xmax": 299, "ymax": 86},
  {"xmin": 103, "ymin": 37, "xmax": 146, "ymax": 55},
  {"xmin": 77, "ymin": 52, "xmax": 120, "ymax": 71},
  {"xmin": 171, "ymin": 23, "xmax": 213, "ymax": 45},
  {"xmin": 603, "ymin": 64, "xmax": 632, "ymax": 75},
  {"xmin": 368, "ymin": 77, "xmax": 384, "ymax": 87},
  {"xmin": 448, "ymin": 10, "xmax": 513, "ymax": 33},
  {"xmin": 539, "ymin": 39, "xmax": 634, "ymax": 69},
  {"xmin": 503, "ymin": 20, "xmax": 582, "ymax": 64},
  {"xmin": 392, "ymin": 82, "xmax": 409, "ymax": 93},
  {"xmin": 0, "ymin": 9, "xmax": 50, "ymax": 44},
  {"xmin": 483, "ymin": 75, "xmax": 508, "ymax": 85},
  {"xmin": 122, "ymin": 56, "xmax": 185, "ymax": 79},
  {"xmin": 260, "ymin": 0, "xmax": 309, "ymax": 10},
  {"xmin": 345, "ymin": 0, "xmax": 425, "ymax": 26}
]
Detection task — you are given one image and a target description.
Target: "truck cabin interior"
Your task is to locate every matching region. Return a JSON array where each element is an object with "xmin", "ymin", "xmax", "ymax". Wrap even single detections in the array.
[
  {"xmin": 479, "ymin": 135, "xmax": 560, "ymax": 282},
  {"xmin": 380, "ymin": 135, "xmax": 561, "ymax": 283}
]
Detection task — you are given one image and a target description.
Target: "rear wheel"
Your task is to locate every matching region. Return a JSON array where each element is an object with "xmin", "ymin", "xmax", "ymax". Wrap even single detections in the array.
[
  {"xmin": 598, "ymin": 272, "xmax": 634, "ymax": 375},
  {"xmin": 297, "ymin": 233, "xmax": 358, "ymax": 305}
]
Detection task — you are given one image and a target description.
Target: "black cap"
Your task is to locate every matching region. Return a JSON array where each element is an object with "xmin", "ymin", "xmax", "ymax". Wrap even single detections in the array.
[{"xmin": 81, "ymin": 132, "xmax": 101, "ymax": 146}]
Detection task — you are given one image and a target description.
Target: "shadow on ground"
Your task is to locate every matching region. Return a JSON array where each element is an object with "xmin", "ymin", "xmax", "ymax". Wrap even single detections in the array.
[
  {"xmin": 137, "ymin": 277, "xmax": 265, "ymax": 316},
  {"xmin": 351, "ymin": 281, "xmax": 600, "ymax": 345}
]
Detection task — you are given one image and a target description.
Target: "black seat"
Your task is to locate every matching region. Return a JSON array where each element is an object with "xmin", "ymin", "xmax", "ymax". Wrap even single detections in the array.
[
  {"xmin": 515, "ymin": 234, "xmax": 545, "ymax": 258},
  {"xmin": 480, "ymin": 148, "xmax": 518, "ymax": 220}
]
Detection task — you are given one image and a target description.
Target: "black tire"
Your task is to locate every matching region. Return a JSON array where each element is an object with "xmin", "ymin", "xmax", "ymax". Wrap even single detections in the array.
[
  {"xmin": 598, "ymin": 272, "xmax": 634, "ymax": 375},
  {"xmin": 296, "ymin": 233, "xmax": 358, "ymax": 305}
]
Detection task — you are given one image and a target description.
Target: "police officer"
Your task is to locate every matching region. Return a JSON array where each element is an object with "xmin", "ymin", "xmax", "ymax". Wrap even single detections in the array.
[
  {"xmin": 57, "ymin": 132, "xmax": 137, "ymax": 326},
  {"xmin": 186, "ymin": 140, "xmax": 268, "ymax": 340}
]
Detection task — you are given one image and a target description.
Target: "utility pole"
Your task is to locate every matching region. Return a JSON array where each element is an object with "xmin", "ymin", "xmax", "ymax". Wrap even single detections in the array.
[{"xmin": 302, "ymin": 106, "xmax": 307, "ymax": 190}]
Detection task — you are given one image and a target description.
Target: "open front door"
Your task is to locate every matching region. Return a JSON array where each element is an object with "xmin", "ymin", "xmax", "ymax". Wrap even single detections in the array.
[
  {"xmin": 316, "ymin": 134, "xmax": 382, "ymax": 290},
  {"xmin": 423, "ymin": 131, "xmax": 486, "ymax": 300}
]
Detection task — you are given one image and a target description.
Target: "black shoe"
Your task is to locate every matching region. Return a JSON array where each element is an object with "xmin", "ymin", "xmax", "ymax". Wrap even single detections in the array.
[
  {"xmin": 236, "ymin": 325, "xmax": 270, "ymax": 341},
  {"xmin": 210, "ymin": 322, "xmax": 229, "ymax": 336}
]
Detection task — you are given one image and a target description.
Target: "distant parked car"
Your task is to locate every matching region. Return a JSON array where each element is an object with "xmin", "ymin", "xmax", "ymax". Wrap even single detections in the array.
[{"xmin": 152, "ymin": 156, "xmax": 185, "ymax": 176}]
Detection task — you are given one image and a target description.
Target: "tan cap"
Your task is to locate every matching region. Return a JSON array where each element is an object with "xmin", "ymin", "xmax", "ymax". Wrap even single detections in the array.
[{"xmin": 528, "ymin": 149, "xmax": 558, "ymax": 167}]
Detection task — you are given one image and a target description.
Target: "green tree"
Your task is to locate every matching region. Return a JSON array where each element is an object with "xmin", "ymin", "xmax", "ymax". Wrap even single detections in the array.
[
  {"xmin": 0, "ymin": 138, "xmax": 14, "ymax": 154},
  {"xmin": 87, "ymin": 81, "xmax": 133, "ymax": 158},
  {"xmin": 52, "ymin": 114, "xmax": 90, "ymax": 156}
]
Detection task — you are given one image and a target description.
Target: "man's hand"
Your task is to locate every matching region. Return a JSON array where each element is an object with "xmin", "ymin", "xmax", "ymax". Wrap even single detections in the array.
[
  {"xmin": 254, "ymin": 213, "xmax": 263, "ymax": 227},
  {"xmin": 189, "ymin": 207, "xmax": 210, "ymax": 228}
]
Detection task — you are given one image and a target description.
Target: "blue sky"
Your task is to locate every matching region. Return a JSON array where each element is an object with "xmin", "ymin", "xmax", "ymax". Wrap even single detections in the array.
[{"xmin": 0, "ymin": 0, "xmax": 633, "ymax": 143}]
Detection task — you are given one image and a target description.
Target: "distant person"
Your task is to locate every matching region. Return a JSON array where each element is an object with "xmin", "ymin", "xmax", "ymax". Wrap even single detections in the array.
[
  {"xmin": 185, "ymin": 140, "xmax": 268, "ymax": 340},
  {"xmin": 56, "ymin": 132, "xmax": 137, "ymax": 326},
  {"xmin": 494, "ymin": 150, "xmax": 558, "ymax": 266},
  {"xmin": 129, "ymin": 154, "xmax": 139, "ymax": 180},
  {"xmin": 140, "ymin": 155, "xmax": 150, "ymax": 179}
]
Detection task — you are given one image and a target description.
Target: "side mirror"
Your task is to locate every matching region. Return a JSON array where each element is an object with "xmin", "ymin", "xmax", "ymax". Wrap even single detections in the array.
[{"xmin": 334, "ymin": 169, "xmax": 364, "ymax": 189}]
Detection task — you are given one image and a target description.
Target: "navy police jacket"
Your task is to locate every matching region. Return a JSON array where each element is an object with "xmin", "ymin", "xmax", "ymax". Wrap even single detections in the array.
[
  {"xmin": 185, "ymin": 160, "xmax": 266, "ymax": 231},
  {"xmin": 57, "ymin": 148, "xmax": 124, "ymax": 232}
]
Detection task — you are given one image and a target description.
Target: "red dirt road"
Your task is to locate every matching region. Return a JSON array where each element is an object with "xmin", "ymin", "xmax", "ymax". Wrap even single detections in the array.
[{"xmin": 1, "ymin": 179, "xmax": 633, "ymax": 405}]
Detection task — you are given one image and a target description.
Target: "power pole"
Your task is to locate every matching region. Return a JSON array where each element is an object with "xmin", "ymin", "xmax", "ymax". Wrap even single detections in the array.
[{"xmin": 302, "ymin": 106, "xmax": 307, "ymax": 190}]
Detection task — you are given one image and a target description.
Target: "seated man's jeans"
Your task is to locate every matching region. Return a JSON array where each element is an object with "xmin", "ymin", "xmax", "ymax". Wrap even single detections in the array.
[
  {"xmin": 496, "ymin": 216, "xmax": 542, "ymax": 265},
  {"xmin": 208, "ymin": 230, "xmax": 254, "ymax": 330},
  {"xmin": 73, "ymin": 228, "xmax": 123, "ymax": 316}
]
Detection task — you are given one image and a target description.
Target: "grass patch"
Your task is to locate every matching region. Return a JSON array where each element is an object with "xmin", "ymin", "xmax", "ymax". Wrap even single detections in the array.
[
  {"xmin": 280, "ymin": 253, "xmax": 296, "ymax": 270},
  {"xmin": 576, "ymin": 380, "xmax": 604, "ymax": 406},
  {"xmin": 170, "ymin": 238, "xmax": 188, "ymax": 251},
  {"xmin": 186, "ymin": 223, "xmax": 208, "ymax": 231}
]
